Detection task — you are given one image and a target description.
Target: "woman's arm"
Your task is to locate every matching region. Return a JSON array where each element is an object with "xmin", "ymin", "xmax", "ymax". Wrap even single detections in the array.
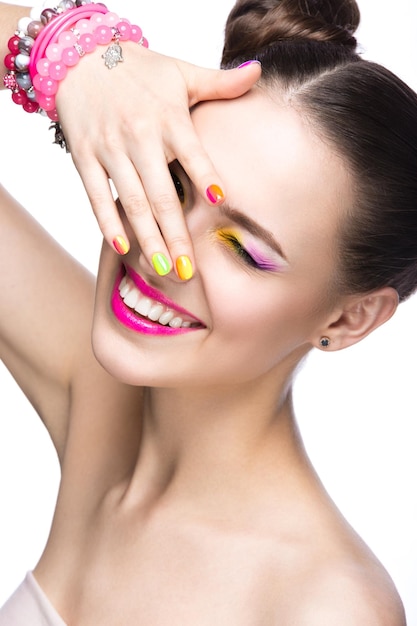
[
  {"xmin": 0, "ymin": 1, "xmax": 259, "ymax": 457},
  {"xmin": 0, "ymin": 184, "xmax": 96, "ymax": 460}
]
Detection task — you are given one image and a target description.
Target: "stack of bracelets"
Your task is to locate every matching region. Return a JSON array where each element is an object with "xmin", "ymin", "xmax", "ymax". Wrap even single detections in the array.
[{"xmin": 3, "ymin": 0, "xmax": 148, "ymax": 151}]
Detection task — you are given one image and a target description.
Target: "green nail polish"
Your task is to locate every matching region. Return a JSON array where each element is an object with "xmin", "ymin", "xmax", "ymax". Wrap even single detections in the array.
[{"xmin": 152, "ymin": 252, "xmax": 170, "ymax": 276}]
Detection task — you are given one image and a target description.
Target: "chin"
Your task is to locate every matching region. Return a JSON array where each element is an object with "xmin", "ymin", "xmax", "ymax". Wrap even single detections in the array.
[
  {"xmin": 91, "ymin": 322, "xmax": 146, "ymax": 386},
  {"xmin": 90, "ymin": 320, "xmax": 189, "ymax": 389}
]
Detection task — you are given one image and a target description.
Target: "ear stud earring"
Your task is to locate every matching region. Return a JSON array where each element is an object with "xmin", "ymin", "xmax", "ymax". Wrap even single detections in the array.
[{"xmin": 319, "ymin": 337, "xmax": 331, "ymax": 348}]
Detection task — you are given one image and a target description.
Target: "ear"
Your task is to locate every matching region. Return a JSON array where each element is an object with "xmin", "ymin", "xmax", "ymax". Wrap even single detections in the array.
[{"xmin": 315, "ymin": 287, "xmax": 399, "ymax": 351}]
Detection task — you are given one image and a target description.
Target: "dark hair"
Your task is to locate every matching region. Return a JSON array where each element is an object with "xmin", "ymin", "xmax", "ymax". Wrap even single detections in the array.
[{"xmin": 222, "ymin": 0, "xmax": 417, "ymax": 302}]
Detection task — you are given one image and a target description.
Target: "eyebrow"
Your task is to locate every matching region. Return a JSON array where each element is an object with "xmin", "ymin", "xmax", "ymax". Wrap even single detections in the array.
[{"xmin": 219, "ymin": 203, "xmax": 288, "ymax": 261}]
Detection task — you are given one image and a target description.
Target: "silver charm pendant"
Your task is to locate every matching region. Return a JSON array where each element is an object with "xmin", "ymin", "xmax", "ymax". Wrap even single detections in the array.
[
  {"xmin": 49, "ymin": 122, "xmax": 70, "ymax": 152},
  {"xmin": 102, "ymin": 43, "xmax": 124, "ymax": 69}
]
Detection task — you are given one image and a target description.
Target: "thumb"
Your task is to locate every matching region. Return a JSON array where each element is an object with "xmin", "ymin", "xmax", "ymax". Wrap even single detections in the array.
[{"xmin": 184, "ymin": 61, "xmax": 262, "ymax": 106}]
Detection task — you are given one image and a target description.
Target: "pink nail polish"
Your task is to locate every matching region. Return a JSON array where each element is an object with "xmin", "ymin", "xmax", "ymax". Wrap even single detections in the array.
[
  {"xmin": 113, "ymin": 235, "xmax": 129, "ymax": 255},
  {"xmin": 206, "ymin": 184, "xmax": 224, "ymax": 205},
  {"xmin": 237, "ymin": 60, "xmax": 261, "ymax": 69}
]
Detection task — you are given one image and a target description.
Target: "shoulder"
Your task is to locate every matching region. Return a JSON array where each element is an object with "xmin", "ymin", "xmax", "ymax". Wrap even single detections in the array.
[
  {"xmin": 262, "ymin": 481, "xmax": 407, "ymax": 626},
  {"xmin": 265, "ymin": 518, "xmax": 406, "ymax": 626},
  {"xmin": 289, "ymin": 561, "xmax": 406, "ymax": 626}
]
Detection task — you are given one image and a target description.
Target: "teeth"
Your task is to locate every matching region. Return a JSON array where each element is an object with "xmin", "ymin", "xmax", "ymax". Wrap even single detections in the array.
[
  {"xmin": 119, "ymin": 281, "xmax": 131, "ymax": 298},
  {"xmin": 169, "ymin": 317, "xmax": 183, "ymax": 328},
  {"xmin": 148, "ymin": 303, "xmax": 164, "ymax": 321},
  {"xmin": 159, "ymin": 310, "xmax": 175, "ymax": 325},
  {"xmin": 134, "ymin": 297, "xmax": 152, "ymax": 317},
  {"xmin": 123, "ymin": 289, "xmax": 139, "ymax": 309},
  {"xmin": 119, "ymin": 276, "xmax": 197, "ymax": 328}
]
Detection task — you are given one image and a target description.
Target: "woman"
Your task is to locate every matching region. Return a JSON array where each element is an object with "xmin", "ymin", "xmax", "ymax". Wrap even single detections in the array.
[{"xmin": 0, "ymin": 0, "xmax": 415, "ymax": 623}]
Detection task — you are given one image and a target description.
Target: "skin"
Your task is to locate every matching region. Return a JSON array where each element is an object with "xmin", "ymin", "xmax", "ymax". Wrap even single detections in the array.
[
  {"xmin": 0, "ymin": 1, "xmax": 261, "ymax": 278},
  {"xmin": 0, "ymin": 87, "xmax": 404, "ymax": 624},
  {"xmin": 55, "ymin": 43, "xmax": 261, "ymax": 276}
]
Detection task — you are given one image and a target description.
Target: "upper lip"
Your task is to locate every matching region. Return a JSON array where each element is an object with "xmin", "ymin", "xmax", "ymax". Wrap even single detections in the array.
[{"xmin": 124, "ymin": 264, "xmax": 205, "ymax": 325}]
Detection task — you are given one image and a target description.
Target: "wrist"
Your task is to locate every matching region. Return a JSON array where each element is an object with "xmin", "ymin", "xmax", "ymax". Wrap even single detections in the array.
[{"xmin": 55, "ymin": 38, "xmax": 151, "ymax": 111}]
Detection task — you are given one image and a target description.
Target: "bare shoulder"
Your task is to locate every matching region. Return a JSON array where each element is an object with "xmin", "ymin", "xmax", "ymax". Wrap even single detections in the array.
[
  {"xmin": 288, "ymin": 558, "xmax": 406, "ymax": 626},
  {"xmin": 264, "ymin": 501, "xmax": 406, "ymax": 626}
]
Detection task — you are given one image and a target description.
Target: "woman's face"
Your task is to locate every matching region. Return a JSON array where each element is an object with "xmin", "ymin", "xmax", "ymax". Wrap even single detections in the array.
[{"xmin": 93, "ymin": 89, "xmax": 353, "ymax": 389}]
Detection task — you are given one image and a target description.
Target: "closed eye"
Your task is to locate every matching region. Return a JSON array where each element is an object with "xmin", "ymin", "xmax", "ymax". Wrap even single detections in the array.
[{"xmin": 217, "ymin": 230, "xmax": 260, "ymax": 269}]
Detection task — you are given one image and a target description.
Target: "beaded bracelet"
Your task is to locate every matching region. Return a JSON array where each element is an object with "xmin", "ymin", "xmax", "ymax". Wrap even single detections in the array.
[
  {"xmin": 4, "ymin": 2, "xmax": 105, "ymax": 115},
  {"xmin": 3, "ymin": 1, "xmax": 148, "ymax": 149}
]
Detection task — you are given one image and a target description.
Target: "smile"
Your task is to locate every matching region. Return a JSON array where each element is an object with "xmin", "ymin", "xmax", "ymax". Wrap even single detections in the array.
[{"xmin": 111, "ymin": 265, "xmax": 204, "ymax": 335}]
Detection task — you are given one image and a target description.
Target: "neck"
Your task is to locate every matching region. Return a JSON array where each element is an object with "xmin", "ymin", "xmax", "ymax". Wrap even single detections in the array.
[{"xmin": 123, "ymin": 374, "xmax": 313, "ymax": 520}]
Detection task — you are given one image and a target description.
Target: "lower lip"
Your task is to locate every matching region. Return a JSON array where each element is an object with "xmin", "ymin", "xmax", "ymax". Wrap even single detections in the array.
[{"xmin": 110, "ymin": 269, "xmax": 201, "ymax": 336}]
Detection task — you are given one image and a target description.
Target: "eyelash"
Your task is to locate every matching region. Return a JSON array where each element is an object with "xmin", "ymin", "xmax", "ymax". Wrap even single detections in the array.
[
  {"xmin": 170, "ymin": 169, "xmax": 186, "ymax": 206},
  {"xmin": 217, "ymin": 231, "xmax": 260, "ymax": 269},
  {"xmin": 169, "ymin": 170, "xmax": 275, "ymax": 272}
]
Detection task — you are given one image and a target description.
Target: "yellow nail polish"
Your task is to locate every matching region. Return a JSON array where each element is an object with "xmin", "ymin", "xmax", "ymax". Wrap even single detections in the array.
[
  {"xmin": 176, "ymin": 255, "xmax": 193, "ymax": 281},
  {"xmin": 112, "ymin": 235, "xmax": 129, "ymax": 255},
  {"xmin": 152, "ymin": 252, "xmax": 170, "ymax": 276}
]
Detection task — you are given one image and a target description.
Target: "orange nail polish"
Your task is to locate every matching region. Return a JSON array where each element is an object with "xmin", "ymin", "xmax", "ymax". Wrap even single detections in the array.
[
  {"xmin": 176, "ymin": 255, "xmax": 193, "ymax": 281},
  {"xmin": 112, "ymin": 235, "xmax": 130, "ymax": 255},
  {"xmin": 206, "ymin": 184, "xmax": 224, "ymax": 205}
]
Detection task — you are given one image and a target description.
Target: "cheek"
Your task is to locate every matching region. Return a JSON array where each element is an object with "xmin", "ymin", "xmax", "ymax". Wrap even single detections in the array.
[
  {"xmin": 203, "ymin": 263, "xmax": 330, "ymax": 376},
  {"xmin": 204, "ymin": 275, "xmax": 296, "ymax": 364}
]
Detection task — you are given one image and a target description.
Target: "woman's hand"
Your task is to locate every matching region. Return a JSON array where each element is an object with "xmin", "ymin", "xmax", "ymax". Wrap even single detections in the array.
[{"xmin": 56, "ymin": 43, "xmax": 261, "ymax": 279}]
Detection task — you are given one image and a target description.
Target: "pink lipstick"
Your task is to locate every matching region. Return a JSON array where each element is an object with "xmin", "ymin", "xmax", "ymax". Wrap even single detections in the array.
[{"xmin": 111, "ymin": 265, "xmax": 204, "ymax": 336}]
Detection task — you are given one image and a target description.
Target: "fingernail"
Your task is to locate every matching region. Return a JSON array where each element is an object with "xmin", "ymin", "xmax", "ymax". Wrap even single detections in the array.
[
  {"xmin": 113, "ymin": 235, "xmax": 129, "ymax": 255},
  {"xmin": 152, "ymin": 252, "xmax": 170, "ymax": 276},
  {"xmin": 176, "ymin": 255, "xmax": 193, "ymax": 281},
  {"xmin": 206, "ymin": 184, "xmax": 224, "ymax": 205},
  {"xmin": 237, "ymin": 60, "xmax": 261, "ymax": 69}
]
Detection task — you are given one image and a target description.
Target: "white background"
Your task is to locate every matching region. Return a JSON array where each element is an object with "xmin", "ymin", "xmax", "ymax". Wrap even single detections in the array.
[{"xmin": 1, "ymin": 0, "xmax": 416, "ymax": 622}]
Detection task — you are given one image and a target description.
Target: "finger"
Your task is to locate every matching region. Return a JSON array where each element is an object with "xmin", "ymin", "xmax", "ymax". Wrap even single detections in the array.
[
  {"xmin": 181, "ymin": 60, "xmax": 262, "ymax": 106},
  {"xmin": 164, "ymin": 112, "xmax": 226, "ymax": 208},
  {"xmin": 108, "ymin": 150, "xmax": 195, "ymax": 281},
  {"xmin": 72, "ymin": 154, "xmax": 131, "ymax": 256},
  {"xmin": 103, "ymin": 157, "xmax": 173, "ymax": 275}
]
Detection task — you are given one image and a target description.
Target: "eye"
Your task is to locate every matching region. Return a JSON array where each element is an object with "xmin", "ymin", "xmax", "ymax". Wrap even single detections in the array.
[
  {"xmin": 217, "ymin": 230, "xmax": 260, "ymax": 269},
  {"xmin": 170, "ymin": 168, "xmax": 186, "ymax": 206}
]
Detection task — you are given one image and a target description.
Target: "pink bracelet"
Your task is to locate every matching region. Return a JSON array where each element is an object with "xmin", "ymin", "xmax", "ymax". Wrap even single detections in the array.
[
  {"xmin": 4, "ymin": 2, "xmax": 97, "ymax": 113},
  {"xmin": 28, "ymin": 4, "xmax": 108, "ymax": 78},
  {"xmin": 32, "ymin": 11, "xmax": 148, "ymax": 119},
  {"xmin": 3, "ymin": 1, "xmax": 148, "ymax": 131}
]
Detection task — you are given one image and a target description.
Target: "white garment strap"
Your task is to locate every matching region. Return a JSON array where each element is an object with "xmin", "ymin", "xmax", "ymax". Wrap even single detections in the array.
[{"xmin": 0, "ymin": 572, "xmax": 66, "ymax": 626}]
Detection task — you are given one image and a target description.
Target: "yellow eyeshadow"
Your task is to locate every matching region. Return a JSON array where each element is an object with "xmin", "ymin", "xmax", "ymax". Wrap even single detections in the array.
[{"xmin": 216, "ymin": 228, "xmax": 243, "ymax": 247}]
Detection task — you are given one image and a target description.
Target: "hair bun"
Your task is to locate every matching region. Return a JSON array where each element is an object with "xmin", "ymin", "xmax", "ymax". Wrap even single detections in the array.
[{"xmin": 223, "ymin": 0, "xmax": 360, "ymax": 64}]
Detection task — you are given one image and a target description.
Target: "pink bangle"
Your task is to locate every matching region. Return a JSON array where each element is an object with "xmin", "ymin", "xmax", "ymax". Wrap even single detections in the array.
[
  {"xmin": 3, "ymin": 1, "xmax": 148, "ymax": 133},
  {"xmin": 28, "ymin": 4, "xmax": 108, "ymax": 78},
  {"xmin": 33, "ymin": 14, "xmax": 147, "ymax": 120}
]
